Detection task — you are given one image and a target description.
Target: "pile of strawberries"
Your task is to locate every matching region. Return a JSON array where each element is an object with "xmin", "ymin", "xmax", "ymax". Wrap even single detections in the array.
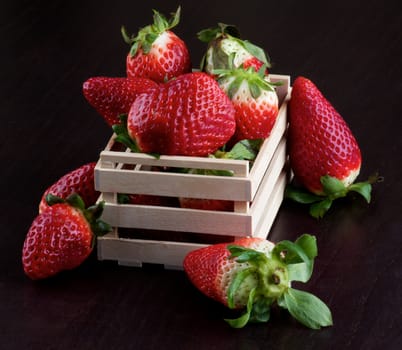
[
  {"xmin": 82, "ymin": 13, "xmax": 280, "ymax": 156},
  {"xmin": 21, "ymin": 7, "xmax": 376, "ymax": 330}
]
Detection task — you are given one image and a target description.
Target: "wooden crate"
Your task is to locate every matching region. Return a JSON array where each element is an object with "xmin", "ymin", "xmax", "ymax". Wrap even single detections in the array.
[{"xmin": 95, "ymin": 74, "xmax": 291, "ymax": 269}]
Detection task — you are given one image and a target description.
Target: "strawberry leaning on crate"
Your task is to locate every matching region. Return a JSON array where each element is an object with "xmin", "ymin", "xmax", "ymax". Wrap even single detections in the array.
[
  {"xmin": 198, "ymin": 23, "xmax": 270, "ymax": 75},
  {"xmin": 122, "ymin": 7, "xmax": 191, "ymax": 83},
  {"xmin": 82, "ymin": 77, "xmax": 158, "ymax": 127},
  {"xmin": 286, "ymin": 76, "xmax": 375, "ymax": 218},
  {"xmin": 39, "ymin": 162, "xmax": 100, "ymax": 214},
  {"xmin": 215, "ymin": 65, "xmax": 279, "ymax": 144},
  {"xmin": 114, "ymin": 71, "xmax": 236, "ymax": 156},
  {"xmin": 184, "ymin": 234, "xmax": 333, "ymax": 329},
  {"xmin": 23, "ymin": 194, "xmax": 111, "ymax": 280}
]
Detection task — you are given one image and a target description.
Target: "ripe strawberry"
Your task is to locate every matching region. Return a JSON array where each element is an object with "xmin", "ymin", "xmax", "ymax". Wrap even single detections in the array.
[
  {"xmin": 215, "ymin": 66, "xmax": 279, "ymax": 143},
  {"xmin": 122, "ymin": 7, "xmax": 191, "ymax": 83},
  {"xmin": 198, "ymin": 23, "xmax": 270, "ymax": 75},
  {"xmin": 179, "ymin": 198, "xmax": 234, "ymax": 212},
  {"xmin": 286, "ymin": 76, "xmax": 374, "ymax": 218},
  {"xmin": 82, "ymin": 77, "xmax": 158, "ymax": 127},
  {"xmin": 184, "ymin": 234, "xmax": 332, "ymax": 329},
  {"xmin": 39, "ymin": 162, "xmax": 99, "ymax": 214},
  {"xmin": 116, "ymin": 72, "xmax": 236, "ymax": 156},
  {"xmin": 23, "ymin": 194, "xmax": 111, "ymax": 280}
]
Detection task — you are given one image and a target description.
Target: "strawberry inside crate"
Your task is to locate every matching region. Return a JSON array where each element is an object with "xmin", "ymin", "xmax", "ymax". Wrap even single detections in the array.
[{"xmin": 95, "ymin": 74, "xmax": 291, "ymax": 268}]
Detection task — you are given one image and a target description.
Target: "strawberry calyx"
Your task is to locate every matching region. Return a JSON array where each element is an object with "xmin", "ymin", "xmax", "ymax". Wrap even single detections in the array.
[
  {"xmin": 285, "ymin": 173, "xmax": 380, "ymax": 219},
  {"xmin": 214, "ymin": 138, "xmax": 263, "ymax": 162},
  {"xmin": 214, "ymin": 65, "xmax": 281, "ymax": 99},
  {"xmin": 46, "ymin": 193, "xmax": 111, "ymax": 242},
  {"xmin": 225, "ymin": 234, "xmax": 333, "ymax": 329},
  {"xmin": 174, "ymin": 139, "xmax": 263, "ymax": 178},
  {"xmin": 122, "ymin": 7, "xmax": 181, "ymax": 56},
  {"xmin": 198, "ymin": 23, "xmax": 241, "ymax": 44}
]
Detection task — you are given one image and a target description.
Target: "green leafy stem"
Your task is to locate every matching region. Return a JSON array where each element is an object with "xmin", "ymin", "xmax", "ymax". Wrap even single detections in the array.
[
  {"xmin": 224, "ymin": 234, "xmax": 333, "ymax": 329},
  {"xmin": 285, "ymin": 173, "xmax": 382, "ymax": 218}
]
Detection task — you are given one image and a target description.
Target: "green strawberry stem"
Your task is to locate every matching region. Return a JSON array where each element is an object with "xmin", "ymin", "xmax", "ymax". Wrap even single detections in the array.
[
  {"xmin": 197, "ymin": 23, "xmax": 241, "ymax": 43},
  {"xmin": 112, "ymin": 114, "xmax": 141, "ymax": 153},
  {"xmin": 177, "ymin": 139, "xmax": 263, "ymax": 177},
  {"xmin": 225, "ymin": 234, "xmax": 332, "ymax": 329},
  {"xmin": 214, "ymin": 139, "xmax": 263, "ymax": 161},
  {"xmin": 122, "ymin": 7, "xmax": 181, "ymax": 56},
  {"xmin": 45, "ymin": 193, "xmax": 111, "ymax": 242},
  {"xmin": 285, "ymin": 173, "xmax": 380, "ymax": 219}
]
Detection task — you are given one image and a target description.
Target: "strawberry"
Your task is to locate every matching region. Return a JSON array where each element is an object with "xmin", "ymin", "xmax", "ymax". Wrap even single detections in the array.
[
  {"xmin": 179, "ymin": 198, "xmax": 234, "ymax": 212},
  {"xmin": 122, "ymin": 7, "xmax": 191, "ymax": 83},
  {"xmin": 82, "ymin": 77, "xmax": 158, "ymax": 127},
  {"xmin": 286, "ymin": 76, "xmax": 374, "ymax": 218},
  {"xmin": 215, "ymin": 66, "xmax": 279, "ymax": 143},
  {"xmin": 184, "ymin": 234, "xmax": 333, "ymax": 329},
  {"xmin": 39, "ymin": 162, "xmax": 99, "ymax": 214},
  {"xmin": 23, "ymin": 194, "xmax": 111, "ymax": 280},
  {"xmin": 114, "ymin": 72, "xmax": 236, "ymax": 156},
  {"xmin": 198, "ymin": 23, "xmax": 270, "ymax": 75}
]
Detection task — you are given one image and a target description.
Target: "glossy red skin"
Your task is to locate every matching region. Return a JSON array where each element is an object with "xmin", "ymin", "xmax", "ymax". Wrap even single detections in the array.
[
  {"xmin": 22, "ymin": 204, "xmax": 93, "ymax": 280},
  {"xmin": 126, "ymin": 31, "xmax": 191, "ymax": 83},
  {"xmin": 127, "ymin": 194, "xmax": 179, "ymax": 207},
  {"xmin": 39, "ymin": 162, "xmax": 99, "ymax": 214},
  {"xmin": 231, "ymin": 95, "xmax": 278, "ymax": 143},
  {"xmin": 288, "ymin": 77, "xmax": 362, "ymax": 194},
  {"xmin": 83, "ymin": 77, "xmax": 158, "ymax": 126},
  {"xmin": 183, "ymin": 237, "xmax": 268, "ymax": 306},
  {"xmin": 179, "ymin": 198, "xmax": 234, "ymax": 212},
  {"xmin": 127, "ymin": 72, "xmax": 236, "ymax": 156}
]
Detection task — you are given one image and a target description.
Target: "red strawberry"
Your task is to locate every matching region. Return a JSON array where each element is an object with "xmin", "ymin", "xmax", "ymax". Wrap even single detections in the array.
[
  {"xmin": 122, "ymin": 7, "xmax": 191, "ymax": 83},
  {"xmin": 215, "ymin": 66, "xmax": 279, "ymax": 143},
  {"xmin": 82, "ymin": 77, "xmax": 158, "ymax": 127},
  {"xmin": 39, "ymin": 162, "xmax": 99, "ymax": 214},
  {"xmin": 23, "ymin": 194, "xmax": 111, "ymax": 280},
  {"xmin": 119, "ymin": 72, "xmax": 236, "ymax": 156},
  {"xmin": 198, "ymin": 23, "xmax": 270, "ymax": 75},
  {"xmin": 179, "ymin": 198, "xmax": 234, "ymax": 211},
  {"xmin": 286, "ymin": 76, "xmax": 374, "ymax": 218},
  {"xmin": 184, "ymin": 234, "xmax": 332, "ymax": 329}
]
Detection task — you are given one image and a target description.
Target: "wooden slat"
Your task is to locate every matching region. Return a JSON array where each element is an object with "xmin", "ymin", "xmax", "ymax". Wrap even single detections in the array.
[
  {"xmin": 252, "ymin": 170, "xmax": 288, "ymax": 238},
  {"xmin": 97, "ymin": 234, "xmax": 209, "ymax": 269},
  {"xmin": 99, "ymin": 150, "xmax": 249, "ymax": 176},
  {"xmin": 101, "ymin": 203, "xmax": 252, "ymax": 236},
  {"xmin": 95, "ymin": 168, "xmax": 253, "ymax": 201},
  {"xmin": 249, "ymin": 92, "xmax": 289, "ymax": 195},
  {"xmin": 250, "ymin": 137, "xmax": 287, "ymax": 228}
]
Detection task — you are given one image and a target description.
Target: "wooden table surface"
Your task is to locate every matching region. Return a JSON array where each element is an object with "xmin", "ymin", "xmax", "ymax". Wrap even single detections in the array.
[{"xmin": 2, "ymin": 1, "xmax": 402, "ymax": 349}]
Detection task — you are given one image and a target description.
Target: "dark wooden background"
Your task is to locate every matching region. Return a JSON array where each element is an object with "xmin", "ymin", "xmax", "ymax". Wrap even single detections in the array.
[{"xmin": 1, "ymin": 0, "xmax": 402, "ymax": 349}]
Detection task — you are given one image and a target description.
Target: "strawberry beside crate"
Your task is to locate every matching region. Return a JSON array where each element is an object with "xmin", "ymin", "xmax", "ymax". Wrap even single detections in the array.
[{"xmin": 94, "ymin": 74, "xmax": 291, "ymax": 269}]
